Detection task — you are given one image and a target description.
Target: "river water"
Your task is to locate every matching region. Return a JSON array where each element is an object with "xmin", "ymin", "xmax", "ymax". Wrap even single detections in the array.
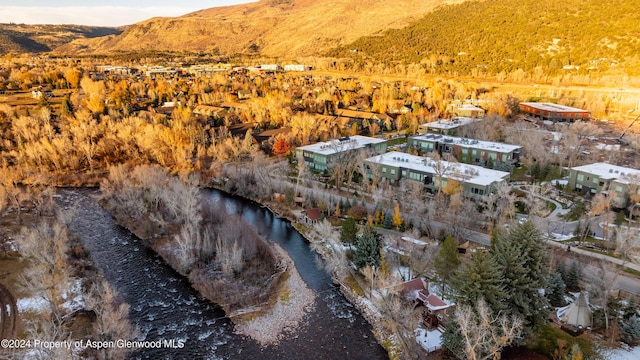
[{"xmin": 62, "ymin": 188, "xmax": 387, "ymax": 360}]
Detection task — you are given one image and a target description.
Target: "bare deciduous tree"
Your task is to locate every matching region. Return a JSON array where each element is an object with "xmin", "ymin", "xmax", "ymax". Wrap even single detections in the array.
[
  {"xmin": 85, "ymin": 280, "xmax": 138, "ymax": 360},
  {"xmin": 455, "ymin": 298, "xmax": 523, "ymax": 360},
  {"xmin": 588, "ymin": 260, "xmax": 620, "ymax": 339}
]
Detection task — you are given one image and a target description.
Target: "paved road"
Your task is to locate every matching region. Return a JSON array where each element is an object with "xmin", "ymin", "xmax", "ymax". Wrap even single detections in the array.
[{"xmin": 260, "ymin": 170, "xmax": 640, "ymax": 293}]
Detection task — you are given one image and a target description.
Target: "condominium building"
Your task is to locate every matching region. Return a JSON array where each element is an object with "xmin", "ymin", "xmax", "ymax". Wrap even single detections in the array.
[
  {"xmin": 519, "ymin": 102, "xmax": 590, "ymax": 122},
  {"xmin": 365, "ymin": 152, "xmax": 510, "ymax": 199},
  {"xmin": 408, "ymin": 133, "xmax": 521, "ymax": 171},
  {"xmin": 568, "ymin": 163, "xmax": 640, "ymax": 208},
  {"xmin": 295, "ymin": 135, "xmax": 387, "ymax": 172},
  {"xmin": 418, "ymin": 117, "xmax": 483, "ymax": 136}
]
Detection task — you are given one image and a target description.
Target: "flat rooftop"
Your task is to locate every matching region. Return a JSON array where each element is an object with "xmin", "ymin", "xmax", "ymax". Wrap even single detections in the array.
[
  {"xmin": 572, "ymin": 163, "xmax": 640, "ymax": 184},
  {"xmin": 297, "ymin": 135, "xmax": 386, "ymax": 155},
  {"xmin": 411, "ymin": 133, "xmax": 521, "ymax": 153},
  {"xmin": 366, "ymin": 151, "xmax": 510, "ymax": 186},
  {"xmin": 421, "ymin": 117, "xmax": 483, "ymax": 130},
  {"xmin": 520, "ymin": 102, "xmax": 589, "ymax": 113}
]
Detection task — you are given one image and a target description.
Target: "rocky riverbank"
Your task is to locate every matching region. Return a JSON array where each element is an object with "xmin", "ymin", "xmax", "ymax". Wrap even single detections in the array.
[
  {"xmin": 216, "ymin": 185, "xmax": 392, "ymax": 355},
  {"xmin": 233, "ymin": 242, "xmax": 315, "ymax": 346}
]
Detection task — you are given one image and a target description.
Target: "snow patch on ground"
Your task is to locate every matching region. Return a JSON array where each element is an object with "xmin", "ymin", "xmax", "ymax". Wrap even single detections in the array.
[
  {"xmin": 415, "ymin": 328, "xmax": 443, "ymax": 352},
  {"xmin": 550, "ymin": 233, "xmax": 574, "ymax": 241},
  {"xmin": 17, "ymin": 296, "xmax": 50, "ymax": 313},
  {"xmin": 17, "ymin": 279, "xmax": 84, "ymax": 314},
  {"xmin": 601, "ymin": 344, "xmax": 640, "ymax": 360}
]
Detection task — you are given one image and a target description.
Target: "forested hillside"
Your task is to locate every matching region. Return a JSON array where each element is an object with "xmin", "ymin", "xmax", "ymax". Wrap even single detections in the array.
[{"xmin": 328, "ymin": 0, "xmax": 640, "ymax": 78}]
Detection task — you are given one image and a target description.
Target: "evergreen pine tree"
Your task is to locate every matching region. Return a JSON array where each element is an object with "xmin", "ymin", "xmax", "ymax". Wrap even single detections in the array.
[
  {"xmin": 556, "ymin": 260, "xmax": 567, "ymax": 284},
  {"xmin": 566, "ymin": 260, "xmax": 581, "ymax": 291},
  {"xmin": 340, "ymin": 217, "xmax": 358, "ymax": 243},
  {"xmin": 434, "ymin": 235, "xmax": 460, "ymax": 297},
  {"xmin": 437, "ymin": 229, "xmax": 448, "ymax": 243},
  {"xmin": 353, "ymin": 226, "xmax": 382, "ymax": 269},
  {"xmin": 623, "ymin": 295, "xmax": 639, "ymax": 320},
  {"xmin": 441, "ymin": 318, "xmax": 464, "ymax": 359},
  {"xmin": 383, "ymin": 212, "xmax": 393, "ymax": 229},
  {"xmin": 451, "ymin": 251, "xmax": 506, "ymax": 313},
  {"xmin": 621, "ymin": 316, "xmax": 640, "ymax": 346},
  {"xmin": 547, "ymin": 272, "xmax": 566, "ymax": 307},
  {"xmin": 491, "ymin": 221, "xmax": 550, "ymax": 327}
]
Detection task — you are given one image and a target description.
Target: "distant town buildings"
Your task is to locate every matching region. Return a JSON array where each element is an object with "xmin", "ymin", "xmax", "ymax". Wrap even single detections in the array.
[
  {"xmin": 418, "ymin": 117, "xmax": 483, "ymax": 136},
  {"xmin": 296, "ymin": 135, "xmax": 387, "ymax": 172},
  {"xmin": 283, "ymin": 64, "xmax": 313, "ymax": 72},
  {"xmin": 568, "ymin": 162, "xmax": 640, "ymax": 208},
  {"xmin": 408, "ymin": 133, "xmax": 521, "ymax": 171},
  {"xmin": 365, "ymin": 151, "xmax": 510, "ymax": 199},
  {"xmin": 450, "ymin": 103, "xmax": 485, "ymax": 118},
  {"xmin": 519, "ymin": 102, "xmax": 590, "ymax": 122}
]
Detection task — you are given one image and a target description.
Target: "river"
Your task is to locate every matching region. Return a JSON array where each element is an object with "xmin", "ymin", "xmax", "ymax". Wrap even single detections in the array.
[{"xmin": 61, "ymin": 188, "xmax": 388, "ymax": 360}]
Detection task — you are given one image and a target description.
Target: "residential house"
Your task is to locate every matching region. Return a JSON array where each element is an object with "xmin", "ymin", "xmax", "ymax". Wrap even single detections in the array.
[
  {"xmin": 295, "ymin": 136, "xmax": 387, "ymax": 172},
  {"xmin": 568, "ymin": 162, "xmax": 640, "ymax": 208},
  {"xmin": 300, "ymin": 208, "xmax": 323, "ymax": 225},
  {"xmin": 418, "ymin": 117, "xmax": 484, "ymax": 136},
  {"xmin": 193, "ymin": 105, "xmax": 226, "ymax": 118},
  {"xmin": 334, "ymin": 109, "xmax": 394, "ymax": 131},
  {"xmin": 400, "ymin": 278, "xmax": 455, "ymax": 328},
  {"xmin": 365, "ymin": 152, "xmax": 510, "ymax": 199},
  {"xmin": 450, "ymin": 103, "xmax": 485, "ymax": 118},
  {"xmin": 409, "ymin": 133, "xmax": 521, "ymax": 171}
]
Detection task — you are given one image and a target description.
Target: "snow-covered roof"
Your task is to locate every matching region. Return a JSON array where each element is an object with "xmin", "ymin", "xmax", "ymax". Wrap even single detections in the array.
[
  {"xmin": 366, "ymin": 151, "xmax": 510, "ymax": 187},
  {"xmin": 520, "ymin": 102, "xmax": 589, "ymax": 113},
  {"xmin": 297, "ymin": 135, "xmax": 386, "ymax": 155},
  {"xmin": 411, "ymin": 133, "xmax": 521, "ymax": 153},
  {"xmin": 424, "ymin": 294, "xmax": 453, "ymax": 311},
  {"xmin": 571, "ymin": 163, "xmax": 640, "ymax": 184},
  {"xmin": 421, "ymin": 117, "xmax": 483, "ymax": 130}
]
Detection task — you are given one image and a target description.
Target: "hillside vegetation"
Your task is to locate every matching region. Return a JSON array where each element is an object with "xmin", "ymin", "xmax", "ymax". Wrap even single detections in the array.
[
  {"xmin": 0, "ymin": 24, "xmax": 121, "ymax": 54},
  {"xmin": 55, "ymin": 0, "xmax": 459, "ymax": 57},
  {"xmin": 328, "ymin": 0, "xmax": 640, "ymax": 78}
]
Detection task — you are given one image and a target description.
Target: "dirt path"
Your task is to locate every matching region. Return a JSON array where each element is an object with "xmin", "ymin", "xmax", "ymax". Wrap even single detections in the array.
[{"xmin": 0, "ymin": 283, "xmax": 17, "ymax": 339}]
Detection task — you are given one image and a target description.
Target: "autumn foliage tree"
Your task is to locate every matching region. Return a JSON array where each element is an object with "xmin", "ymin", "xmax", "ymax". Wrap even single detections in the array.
[
  {"xmin": 392, "ymin": 203, "xmax": 403, "ymax": 230},
  {"xmin": 272, "ymin": 135, "xmax": 290, "ymax": 155}
]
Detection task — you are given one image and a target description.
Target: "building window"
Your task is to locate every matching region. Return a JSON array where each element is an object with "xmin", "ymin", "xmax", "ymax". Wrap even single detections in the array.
[
  {"xmin": 382, "ymin": 167, "xmax": 387, "ymax": 173},
  {"xmin": 402, "ymin": 170, "xmax": 406, "ymax": 177},
  {"xmin": 577, "ymin": 174, "xmax": 584, "ymax": 182},
  {"xmin": 592, "ymin": 177, "xmax": 598, "ymax": 184},
  {"xmin": 616, "ymin": 185, "xmax": 624, "ymax": 193},
  {"xmin": 576, "ymin": 184, "xmax": 582, "ymax": 189},
  {"xmin": 390, "ymin": 169, "xmax": 396, "ymax": 175}
]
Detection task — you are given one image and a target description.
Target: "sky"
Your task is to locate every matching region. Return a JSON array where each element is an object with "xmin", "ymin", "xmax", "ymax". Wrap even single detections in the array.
[{"xmin": 0, "ymin": 0, "xmax": 256, "ymax": 27}]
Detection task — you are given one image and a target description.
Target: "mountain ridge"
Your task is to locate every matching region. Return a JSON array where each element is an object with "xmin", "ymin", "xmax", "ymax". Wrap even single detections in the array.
[
  {"xmin": 0, "ymin": 23, "xmax": 121, "ymax": 54},
  {"xmin": 54, "ymin": 0, "xmax": 460, "ymax": 57}
]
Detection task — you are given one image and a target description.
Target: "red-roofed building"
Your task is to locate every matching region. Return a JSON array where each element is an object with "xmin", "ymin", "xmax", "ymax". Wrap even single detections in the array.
[
  {"xmin": 519, "ymin": 102, "xmax": 590, "ymax": 122},
  {"xmin": 301, "ymin": 208, "xmax": 323, "ymax": 225},
  {"xmin": 400, "ymin": 278, "xmax": 455, "ymax": 328}
]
